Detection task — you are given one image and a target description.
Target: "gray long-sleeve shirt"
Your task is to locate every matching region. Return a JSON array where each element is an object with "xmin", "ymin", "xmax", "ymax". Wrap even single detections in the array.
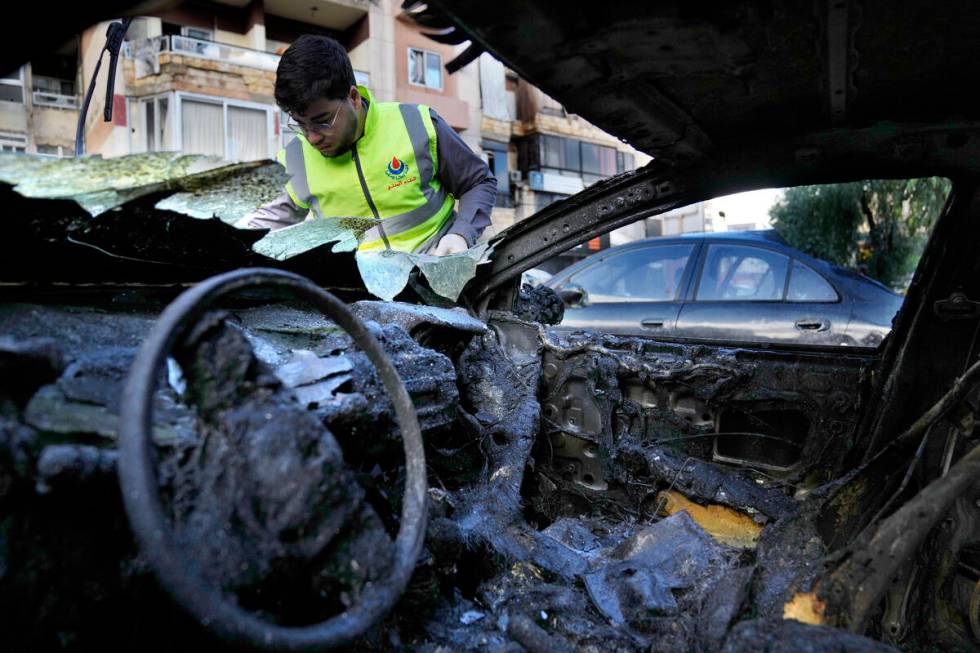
[{"xmin": 241, "ymin": 107, "xmax": 497, "ymax": 246}]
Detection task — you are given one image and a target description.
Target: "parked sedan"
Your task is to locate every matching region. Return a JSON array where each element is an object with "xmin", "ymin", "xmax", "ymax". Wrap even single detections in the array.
[{"xmin": 545, "ymin": 230, "xmax": 903, "ymax": 346}]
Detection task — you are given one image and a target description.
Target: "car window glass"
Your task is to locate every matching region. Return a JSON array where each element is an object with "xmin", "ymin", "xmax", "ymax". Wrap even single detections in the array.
[
  {"xmin": 567, "ymin": 244, "xmax": 693, "ymax": 303},
  {"xmin": 697, "ymin": 244, "xmax": 790, "ymax": 301},
  {"xmin": 787, "ymin": 260, "xmax": 838, "ymax": 301}
]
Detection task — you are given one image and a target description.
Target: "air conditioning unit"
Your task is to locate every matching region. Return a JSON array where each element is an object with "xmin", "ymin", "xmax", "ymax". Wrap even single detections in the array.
[{"xmin": 508, "ymin": 170, "xmax": 523, "ymax": 183}]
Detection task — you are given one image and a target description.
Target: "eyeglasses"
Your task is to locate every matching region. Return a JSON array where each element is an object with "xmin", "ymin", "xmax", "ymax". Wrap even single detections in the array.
[{"xmin": 285, "ymin": 101, "xmax": 347, "ymax": 136}]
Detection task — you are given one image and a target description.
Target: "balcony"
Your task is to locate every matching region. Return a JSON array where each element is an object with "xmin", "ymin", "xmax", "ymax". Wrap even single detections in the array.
[
  {"xmin": 125, "ymin": 35, "xmax": 281, "ymax": 76},
  {"xmin": 32, "ymin": 91, "xmax": 78, "ymax": 110}
]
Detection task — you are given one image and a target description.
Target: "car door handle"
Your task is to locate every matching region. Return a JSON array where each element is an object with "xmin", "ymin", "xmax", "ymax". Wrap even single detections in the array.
[
  {"xmin": 795, "ymin": 318, "xmax": 829, "ymax": 332},
  {"xmin": 641, "ymin": 318, "xmax": 665, "ymax": 329}
]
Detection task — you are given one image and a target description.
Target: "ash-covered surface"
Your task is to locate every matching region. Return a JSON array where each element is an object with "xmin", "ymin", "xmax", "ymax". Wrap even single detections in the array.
[
  {"xmin": 513, "ymin": 283, "xmax": 565, "ymax": 325},
  {"xmin": 0, "ymin": 294, "xmax": 933, "ymax": 652},
  {"xmin": 168, "ymin": 311, "xmax": 393, "ymax": 618}
]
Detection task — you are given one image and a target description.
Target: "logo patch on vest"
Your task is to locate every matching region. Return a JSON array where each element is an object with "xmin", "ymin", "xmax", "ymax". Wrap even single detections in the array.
[{"xmin": 385, "ymin": 155, "xmax": 409, "ymax": 180}]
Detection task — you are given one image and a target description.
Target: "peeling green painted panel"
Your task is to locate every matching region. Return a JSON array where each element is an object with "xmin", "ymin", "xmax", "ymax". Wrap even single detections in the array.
[
  {"xmin": 0, "ymin": 152, "xmax": 269, "ymax": 217},
  {"xmin": 355, "ymin": 249, "xmax": 418, "ymax": 301},
  {"xmin": 252, "ymin": 216, "xmax": 378, "ymax": 260},
  {"xmin": 356, "ymin": 243, "xmax": 492, "ymax": 302},
  {"xmin": 0, "ymin": 151, "xmax": 222, "ymax": 197},
  {"xmin": 155, "ymin": 163, "xmax": 290, "ymax": 224},
  {"xmin": 0, "ymin": 152, "xmax": 493, "ymax": 305},
  {"xmin": 418, "ymin": 243, "xmax": 492, "ymax": 301}
]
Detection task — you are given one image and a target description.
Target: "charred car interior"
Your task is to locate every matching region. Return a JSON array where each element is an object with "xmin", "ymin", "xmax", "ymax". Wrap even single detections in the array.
[{"xmin": 4, "ymin": 1, "xmax": 980, "ymax": 652}]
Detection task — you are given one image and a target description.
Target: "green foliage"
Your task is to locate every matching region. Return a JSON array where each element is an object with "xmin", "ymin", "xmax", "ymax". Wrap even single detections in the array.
[{"xmin": 769, "ymin": 178, "xmax": 951, "ymax": 290}]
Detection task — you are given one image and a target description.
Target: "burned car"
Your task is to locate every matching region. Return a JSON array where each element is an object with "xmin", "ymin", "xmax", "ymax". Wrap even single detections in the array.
[{"xmin": 3, "ymin": 1, "xmax": 980, "ymax": 652}]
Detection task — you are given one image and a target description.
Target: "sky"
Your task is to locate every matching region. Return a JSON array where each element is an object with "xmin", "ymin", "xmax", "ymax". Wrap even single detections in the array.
[{"xmin": 711, "ymin": 188, "xmax": 784, "ymax": 229}]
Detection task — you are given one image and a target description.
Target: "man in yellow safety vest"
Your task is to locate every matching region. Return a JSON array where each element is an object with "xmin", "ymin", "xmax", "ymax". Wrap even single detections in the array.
[{"xmin": 239, "ymin": 35, "xmax": 497, "ymax": 256}]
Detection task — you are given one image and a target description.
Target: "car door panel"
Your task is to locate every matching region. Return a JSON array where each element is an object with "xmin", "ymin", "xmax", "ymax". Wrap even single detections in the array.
[{"xmin": 676, "ymin": 243, "xmax": 853, "ymax": 345}]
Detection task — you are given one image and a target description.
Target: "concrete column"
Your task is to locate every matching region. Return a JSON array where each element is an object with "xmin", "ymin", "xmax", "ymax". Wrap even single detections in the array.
[
  {"xmin": 454, "ymin": 43, "xmax": 482, "ymax": 152},
  {"xmin": 246, "ymin": 0, "xmax": 266, "ymax": 51},
  {"xmin": 370, "ymin": 0, "xmax": 397, "ymax": 101}
]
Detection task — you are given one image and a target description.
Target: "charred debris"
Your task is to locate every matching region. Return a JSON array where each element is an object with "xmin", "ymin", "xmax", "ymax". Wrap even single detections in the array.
[
  {"xmin": 2, "ymin": 266, "xmax": 979, "ymax": 652},
  {"xmin": 1, "ymin": 161, "xmax": 980, "ymax": 651}
]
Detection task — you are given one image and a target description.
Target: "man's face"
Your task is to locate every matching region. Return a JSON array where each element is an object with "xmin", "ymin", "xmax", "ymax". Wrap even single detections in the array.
[{"xmin": 294, "ymin": 86, "xmax": 362, "ymax": 157}]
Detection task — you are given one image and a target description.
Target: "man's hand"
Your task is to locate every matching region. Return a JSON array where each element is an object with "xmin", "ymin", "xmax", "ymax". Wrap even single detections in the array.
[
  {"xmin": 234, "ymin": 215, "xmax": 261, "ymax": 229},
  {"xmin": 430, "ymin": 233, "xmax": 469, "ymax": 256}
]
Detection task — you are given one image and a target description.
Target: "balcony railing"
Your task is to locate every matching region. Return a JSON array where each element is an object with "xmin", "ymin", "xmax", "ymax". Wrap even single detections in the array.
[
  {"xmin": 32, "ymin": 91, "xmax": 78, "ymax": 109},
  {"xmin": 125, "ymin": 35, "xmax": 280, "ymax": 73}
]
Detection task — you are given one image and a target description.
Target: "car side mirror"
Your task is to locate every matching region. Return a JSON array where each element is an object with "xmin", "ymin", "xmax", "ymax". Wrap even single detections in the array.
[{"xmin": 559, "ymin": 285, "xmax": 588, "ymax": 307}]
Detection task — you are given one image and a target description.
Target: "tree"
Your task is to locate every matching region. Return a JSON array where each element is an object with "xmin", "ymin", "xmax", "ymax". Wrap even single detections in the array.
[{"xmin": 769, "ymin": 178, "xmax": 951, "ymax": 290}]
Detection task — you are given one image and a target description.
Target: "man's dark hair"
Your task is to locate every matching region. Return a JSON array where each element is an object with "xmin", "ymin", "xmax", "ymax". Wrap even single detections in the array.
[{"xmin": 274, "ymin": 35, "xmax": 355, "ymax": 115}]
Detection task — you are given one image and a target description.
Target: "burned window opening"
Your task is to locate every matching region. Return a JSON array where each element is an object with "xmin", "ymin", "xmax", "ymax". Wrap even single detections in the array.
[{"xmin": 714, "ymin": 409, "xmax": 811, "ymax": 471}]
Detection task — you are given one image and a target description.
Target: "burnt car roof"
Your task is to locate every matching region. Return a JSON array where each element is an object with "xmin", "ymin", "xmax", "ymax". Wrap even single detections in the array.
[
  {"xmin": 425, "ymin": 0, "xmax": 980, "ymax": 167},
  {"xmin": 437, "ymin": 1, "xmax": 980, "ymax": 306}
]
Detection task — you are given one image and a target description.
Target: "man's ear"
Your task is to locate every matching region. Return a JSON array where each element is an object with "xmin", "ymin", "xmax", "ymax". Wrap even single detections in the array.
[{"xmin": 349, "ymin": 85, "xmax": 361, "ymax": 107}]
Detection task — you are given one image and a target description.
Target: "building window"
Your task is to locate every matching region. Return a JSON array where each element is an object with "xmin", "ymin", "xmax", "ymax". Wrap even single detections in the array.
[
  {"xmin": 177, "ymin": 94, "xmax": 273, "ymax": 161},
  {"xmin": 482, "ymin": 139, "xmax": 512, "ymax": 208},
  {"xmin": 0, "ymin": 67, "xmax": 24, "ymax": 103},
  {"xmin": 531, "ymin": 134, "xmax": 619, "ymax": 178},
  {"xmin": 30, "ymin": 48, "xmax": 78, "ymax": 108},
  {"xmin": 35, "ymin": 144, "xmax": 66, "ymax": 157},
  {"xmin": 408, "ymin": 48, "xmax": 442, "ymax": 90},
  {"xmin": 179, "ymin": 25, "xmax": 214, "ymax": 42},
  {"xmin": 227, "ymin": 105, "xmax": 268, "ymax": 161},
  {"xmin": 617, "ymin": 151, "xmax": 635, "ymax": 173},
  {"xmin": 563, "ymin": 138, "xmax": 580, "ymax": 171},
  {"xmin": 0, "ymin": 132, "xmax": 27, "ymax": 152},
  {"xmin": 33, "ymin": 76, "xmax": 75, "ymax": 96},
  {"xmin": 32, "ymin": 75, "xmax": 78, "ymax": 109},
  {"xmin": 181, "ymin": 99, "xmax": 225, "ymax": 157},
  {"xmin": 580, "ymin": 141, "xmax": 617, "ymax": 176},
  {"xmin": 136, "ymin": 95, "xmax": 173, "ymax": 152}
]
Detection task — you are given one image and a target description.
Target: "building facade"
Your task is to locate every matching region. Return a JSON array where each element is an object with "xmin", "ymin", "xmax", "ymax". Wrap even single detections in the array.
[{"xmin": 3, "ymin": 0, "xmax": 658, "ymax": 252}]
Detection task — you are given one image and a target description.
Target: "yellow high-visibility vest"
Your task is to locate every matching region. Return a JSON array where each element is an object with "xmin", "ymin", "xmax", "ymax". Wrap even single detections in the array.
[{"xmin": 278, "ymin": 86, "xmax": 455, "ymax": 252}]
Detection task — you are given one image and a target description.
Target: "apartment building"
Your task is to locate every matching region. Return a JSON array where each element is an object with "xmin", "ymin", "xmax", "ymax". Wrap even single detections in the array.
[
  {"xmin": 2, "ymin": 0, "xmax": 652, "ymax": 252},
  {"xmin": 1, "ymin": 37, "xmax": 80, "ymax": 155},
  {"xmin": 476, "ymin": 54, "xmax": 650, "ymax": 236}
]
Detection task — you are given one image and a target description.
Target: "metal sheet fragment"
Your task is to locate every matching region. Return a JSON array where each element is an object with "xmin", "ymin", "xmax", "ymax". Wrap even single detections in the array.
[
  {"xmin": 416, "ymin": 242, "xmax": 492, "ymax": 301},
  {"xmin": 355, "ymin": 242, "xmax": 493, "ymax": 302},
  {"xmin": 583, "ymin": 511, "xmax": 726, "ymax": 625},
  {"xmin": 355, "ymin": 249, "xmax": 418, "ymax": 301},
  {"xmin": 352, "ymin": 300, "xmax": 487, "ymax": 335},
  {"xmin": 252, "ymin": 216, "xmax": 377, "ymax": 260},
  {"xmin": 24, "ymin": 385, "xmax": 190, "ymax": 445},
  {"xmin": 273, "ymin": 349, "xmax": 353, "ymax": 388},
  {"xmin": 0, "ymin": 152, "xmax": 233, "ymax": 215},
  {"xmin": 292, "ymin": 376, "xmax": 354, "ymax": 406},
  {"xmin": 155, "ymin": 163, "xmax": 290, "ymax": 224}
]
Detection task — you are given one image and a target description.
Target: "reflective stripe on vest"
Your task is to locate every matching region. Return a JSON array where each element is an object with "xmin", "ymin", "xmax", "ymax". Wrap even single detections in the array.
[{"xmin": 280, "ymin": 87, "xmax": 455, "ymax": 253}]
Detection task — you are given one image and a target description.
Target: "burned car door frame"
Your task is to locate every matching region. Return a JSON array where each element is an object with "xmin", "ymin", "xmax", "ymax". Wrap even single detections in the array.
[{"xmin": 463, "ymin": 123, "xmax": 977, "ymax": 484}]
